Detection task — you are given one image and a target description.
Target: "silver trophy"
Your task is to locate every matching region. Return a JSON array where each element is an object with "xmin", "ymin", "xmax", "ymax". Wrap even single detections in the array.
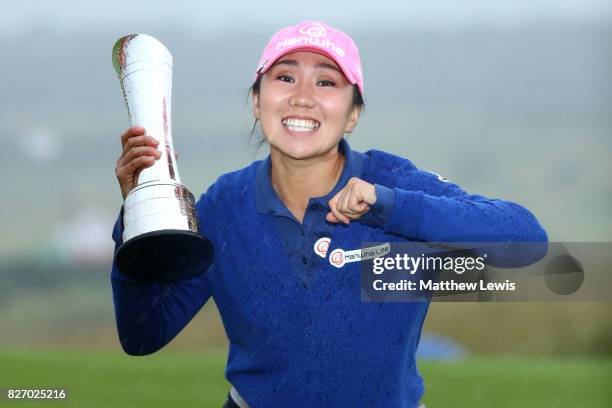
[{"xmin": 112, "ymin": 34, "xmax": 213, "ymax": 281}]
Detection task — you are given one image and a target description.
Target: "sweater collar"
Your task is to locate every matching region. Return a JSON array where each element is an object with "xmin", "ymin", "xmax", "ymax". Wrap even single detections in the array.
[{"xmin": 255, "ymin": 138, "xmax": 364, "ymax": 215}]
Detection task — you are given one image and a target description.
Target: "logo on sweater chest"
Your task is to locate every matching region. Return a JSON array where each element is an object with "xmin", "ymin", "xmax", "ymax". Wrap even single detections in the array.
[{"xmin": 314, "ymin": 237, "xmax": 391, "ymax": 268}]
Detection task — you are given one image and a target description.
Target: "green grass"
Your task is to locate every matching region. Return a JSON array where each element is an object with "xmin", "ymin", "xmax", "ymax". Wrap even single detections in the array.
[
  {"xmin": 0, "ymin": 350, "xmax": 610, "ymax": 407},
  {"xmin": 420, "ymin": 357, "xmax": 612, "ymax": 407},
  {"xmin": 0, "ymin": 349, "xmax": 229, "ymax": 407}
]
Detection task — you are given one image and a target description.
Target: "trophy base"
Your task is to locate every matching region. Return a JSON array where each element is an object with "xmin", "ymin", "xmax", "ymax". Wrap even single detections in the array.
[{"xmin": 116, "ymin": 229, "xmax": 213, "ymax": 282}]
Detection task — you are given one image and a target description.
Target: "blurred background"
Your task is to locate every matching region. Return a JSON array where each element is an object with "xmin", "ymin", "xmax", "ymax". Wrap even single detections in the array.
[{"xmin": 1, "ymin": 0, "xmax": 611, "ymax": 406}]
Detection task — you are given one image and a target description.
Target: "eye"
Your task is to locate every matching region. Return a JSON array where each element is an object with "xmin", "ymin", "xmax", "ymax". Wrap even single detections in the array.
[
  {"xmin": 277, "ymin": 75, "xmax": 294, "ymax": 83},
  {"xmin": 318, "ymin": 80, "xmax": 335, "ymax": 87}
]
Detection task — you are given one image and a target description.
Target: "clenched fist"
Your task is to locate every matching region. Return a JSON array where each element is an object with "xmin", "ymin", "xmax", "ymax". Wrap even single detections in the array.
[
  {"xmin": 114, "ymin": 126, "xmax": 162, "ymax": 200},
  {"xmin": 326, "ymin": 177, "xmax": 377, "ymax": 224}
]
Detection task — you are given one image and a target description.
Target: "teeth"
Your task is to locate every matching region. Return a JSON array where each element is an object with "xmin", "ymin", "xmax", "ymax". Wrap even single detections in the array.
[{"xmin": 282, "ymin": 118, "xmax": 320, "ymax": 132}]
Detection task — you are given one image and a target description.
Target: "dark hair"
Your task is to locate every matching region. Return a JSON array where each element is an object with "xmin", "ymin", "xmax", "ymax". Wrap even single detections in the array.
[{"xmin": 246, "ymin": 75, "xmax": 365, "ymax": 150}]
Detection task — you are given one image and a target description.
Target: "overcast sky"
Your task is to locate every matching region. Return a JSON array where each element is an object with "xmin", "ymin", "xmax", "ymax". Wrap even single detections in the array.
[{"xmin": 1, "ymin": 0, "xmax": 611, "ymax": 35}]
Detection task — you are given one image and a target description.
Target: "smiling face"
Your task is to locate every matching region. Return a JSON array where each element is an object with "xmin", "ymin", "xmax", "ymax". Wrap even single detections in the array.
[{"xmin": 252, "ymin": 51, "xmax": 361, "ymax": 162}]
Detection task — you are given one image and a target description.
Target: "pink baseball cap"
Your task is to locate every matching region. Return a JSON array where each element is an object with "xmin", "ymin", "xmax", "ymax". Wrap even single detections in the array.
[{"xmin": 254, "ymin": 21, "xmax": 364, "ymax": 96}]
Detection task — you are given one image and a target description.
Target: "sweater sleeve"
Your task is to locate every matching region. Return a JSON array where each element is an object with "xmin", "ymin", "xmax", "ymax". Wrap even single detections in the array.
[
  {"xmin": 110, "ymin": 188, "xmax": 217, "ymax": 356},
  {"xmin": 381, "ymin": 169, "xmax": 548, "ymax": 267},
  {"xmin": 358, "ymin": 184, "xmax": 396, "ymax": 227}
]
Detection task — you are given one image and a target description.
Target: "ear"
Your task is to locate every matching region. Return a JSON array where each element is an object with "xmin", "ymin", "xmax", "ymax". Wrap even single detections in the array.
[
  {"xmin": 252, "ymin": 91, "xmax": 260, "ymax": 120},
  {"xmin": 344, "ymin": 105, "xmax": 362, "ymax": 133}
]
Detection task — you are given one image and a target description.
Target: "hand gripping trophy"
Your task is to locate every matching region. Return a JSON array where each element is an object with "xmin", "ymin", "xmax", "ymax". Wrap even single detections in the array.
[{"xmin": 112, "ymin": 34, "xmax": 213, "ymax": 281}]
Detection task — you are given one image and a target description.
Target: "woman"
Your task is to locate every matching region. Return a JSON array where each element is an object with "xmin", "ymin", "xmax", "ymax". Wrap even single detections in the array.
[{"xmin": 112, "ymin": 21, "xmax": 547, "ymax": 408}]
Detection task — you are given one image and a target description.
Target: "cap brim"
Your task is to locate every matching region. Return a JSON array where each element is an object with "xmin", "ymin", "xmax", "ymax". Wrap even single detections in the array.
[{"xmin": 259, "ymin": 46, "xmax": 356, "ymax": 87}]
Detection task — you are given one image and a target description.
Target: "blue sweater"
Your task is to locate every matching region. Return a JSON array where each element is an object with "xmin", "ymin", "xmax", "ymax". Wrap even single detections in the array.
[{"xmin": 110, "ymin": 140, "xmax": 547, "ymax": 408}]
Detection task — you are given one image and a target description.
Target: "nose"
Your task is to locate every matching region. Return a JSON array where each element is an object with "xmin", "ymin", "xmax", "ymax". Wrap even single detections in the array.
[{"xmin": 288, "ymin": 80, "xmax": 315, "ymax": 108}]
